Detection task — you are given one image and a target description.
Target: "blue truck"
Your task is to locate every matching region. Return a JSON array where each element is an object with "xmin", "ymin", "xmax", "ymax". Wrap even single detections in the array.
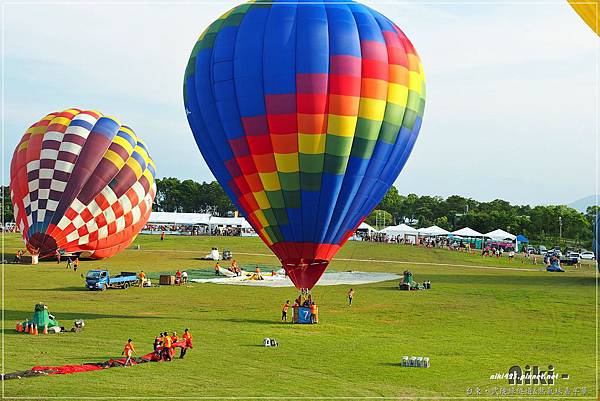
[{"xmin": 85, "ymin": 270, "xmax": 138, "ymax": 291}]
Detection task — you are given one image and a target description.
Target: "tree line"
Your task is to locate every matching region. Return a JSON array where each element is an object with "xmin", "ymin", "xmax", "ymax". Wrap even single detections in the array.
[{"xmin": 2, "ymin": 179, "xmax": 597, "ymax": 248}]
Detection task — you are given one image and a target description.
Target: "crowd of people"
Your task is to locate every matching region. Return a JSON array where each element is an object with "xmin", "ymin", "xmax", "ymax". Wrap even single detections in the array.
[
  {"xmin": 123, "ymin": 329, "xmax": 193, "ymax": 367},
  {"xmin": 144, "ymin": 224, "xmax": 246, "ymax": 237}
]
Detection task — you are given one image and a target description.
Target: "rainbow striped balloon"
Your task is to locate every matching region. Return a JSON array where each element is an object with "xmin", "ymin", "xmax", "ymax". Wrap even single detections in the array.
[
  {"xmin": 10, "ymin": 109, "xmax": 156, "ymax": 259},
  {"xmin": 184, "ymin": 0, "xmax": 425, "ymax": 289}
]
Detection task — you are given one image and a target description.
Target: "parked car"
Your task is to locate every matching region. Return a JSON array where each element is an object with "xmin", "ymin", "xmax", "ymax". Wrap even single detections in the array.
[
  {"xmin": 537, "ymin": 245, "xmax": 547, "ymax": 254},
  {"xmin": 580, "ymin": 251, "xmax": 596, "ymax": 260},
  {"xmin": 566, "ymin": 252, "xmax": 580, "ymax": 259}
]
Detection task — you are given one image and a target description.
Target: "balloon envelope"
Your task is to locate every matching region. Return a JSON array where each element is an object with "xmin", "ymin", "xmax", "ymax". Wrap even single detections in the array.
[
  {"xmin": 10, "ymin": 109, "xmax": 156, "ymax": 259},
  {"xmin": 184, "ymin": 0, "xmax": 425, "ymax": 288},
  {"xmin": 568, "ymin": 0, "xmax": 600, "ymax": 36}
]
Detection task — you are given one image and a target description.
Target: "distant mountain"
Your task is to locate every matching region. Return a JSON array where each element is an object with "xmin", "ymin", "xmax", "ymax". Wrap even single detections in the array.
[{"xmin": 569, "ymin": 195, "xmax": 599, "ymax": 212}]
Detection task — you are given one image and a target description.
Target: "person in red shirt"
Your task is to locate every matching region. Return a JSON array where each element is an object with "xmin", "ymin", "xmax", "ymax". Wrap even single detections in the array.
[
  {"xmin": 281, "ymin": 300, "xmax": 290, "ymax": 322},
  {"xmin": 180, "ymin": 329, "xmax": 193, "ymax": 359},
  {"xmin": 122, "ymin": 339, "xmax": 135, "ymax": 367},
  {"xmin": 176, "ymin": 270, "xmax": 182, "ymax": 285}
]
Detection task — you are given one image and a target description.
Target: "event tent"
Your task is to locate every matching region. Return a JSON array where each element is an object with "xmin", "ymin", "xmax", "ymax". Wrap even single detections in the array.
[
  {"xmin": 418, "ymin": 225, "xmax": 450, "ymax": 236},
  {"xmin": 484, "ymin": 229, "xmax": 516, "ymax": 240},
  {"xmin": 357, "ymin": 222, "xmax": 378, "ymax": 233},
  {"xmin": 451, "ymin": 227, "xmax": 484, "ymax": 237},
  {"xmin": 147, "ymin": 212, "xmax": 211, "ymax": 225},
  {"xmin": 382, "ymin": 223, "xmax": 418, "ymax": 237}
]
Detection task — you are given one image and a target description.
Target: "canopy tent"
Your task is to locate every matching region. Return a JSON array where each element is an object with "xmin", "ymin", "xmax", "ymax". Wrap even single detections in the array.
[
  {"xmin": 147, "ymin": 212, "xmax": 211, "ymax": 225},
  {"xmin": 484, "ymin": 229, "xmax": 516, "ymax": 241},
  {"xmin": 516, "ymin": 234, "xmax": 529, "ymax": 243},
  {"xmin": 208, "ymin": 216, "xmax": 251, "ymax": 229},
  {"xmin": 357, "ymin": 222, "xmax": 377, "ymax": 233},
  {"xmin": 451, "ymin": 227, "xmax": 484, "ymax": 237},
  {"xmin": 417, "ymin": 225, "xmax": 450, "ymax": 236},
  {"xmin": 381, "ymin": 223, "xmax": 417, "ymax": 236}
]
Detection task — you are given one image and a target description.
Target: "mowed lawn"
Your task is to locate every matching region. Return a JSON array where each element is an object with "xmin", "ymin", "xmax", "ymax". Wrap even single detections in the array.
[{"xmin": 2, "ymin": 233, "xmax": 597, "ymax": 399}]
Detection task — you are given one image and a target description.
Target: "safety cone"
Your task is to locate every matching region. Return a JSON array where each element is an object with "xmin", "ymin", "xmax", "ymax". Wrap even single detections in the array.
[
  {"xmin": 43, "ymin": 325, "xmax": 48, "ymax": 335},
  {"xmin": 32, "ymin": 324, "xmax": 38, "ymax": 335},
  {"xmin": 24, "ymin": 323, "xmax": 30, "ymax": 334}
]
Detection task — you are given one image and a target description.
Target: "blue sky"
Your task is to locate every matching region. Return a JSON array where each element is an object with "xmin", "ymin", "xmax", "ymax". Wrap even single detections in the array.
[{"xmin": 2, "ymin": 1, "xmax": 598, "ymax": 206}]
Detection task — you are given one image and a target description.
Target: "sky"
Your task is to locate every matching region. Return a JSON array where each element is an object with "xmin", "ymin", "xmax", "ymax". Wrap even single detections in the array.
[{"xmin": 2, "ymin": 0, "xmax": 598, "ymax": 207}]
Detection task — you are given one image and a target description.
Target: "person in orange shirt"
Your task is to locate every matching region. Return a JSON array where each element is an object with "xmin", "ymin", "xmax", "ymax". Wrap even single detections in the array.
[
  {"xmin": 180, "ymin": 328, "xmax": 193, "ymax": 359},
  {"xmin": 161, "ymin": 331, "xmax": 172, "ymax": 361},
  {"xmin": 281, "ymin": 300, "xmax": 290, "ymax": 322},
  {"xmin": 310, "ymin": 302, "xmax": 318, "ymax": 324},
  {"xmin": 138, "ymin": 270, "xmax": 146, "ymax": 287},
  {"xmin": 214, "ymin": 262, "xmax": 221, "ymax": 276},
  {"xmin": 73, "ymin": 257, "xmax": 80, "ymax": 272},
  {"xmin": 122, "ymin": 339, "xmax": 135, "ymax": 367}
]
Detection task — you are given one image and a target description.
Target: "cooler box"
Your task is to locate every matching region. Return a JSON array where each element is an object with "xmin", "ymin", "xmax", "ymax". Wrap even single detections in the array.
[
  {"xmin": 297, "ymin": 307, "xmax": 312, "ymax": 324},
  {"xmin": 159, "ymin": 275, "xmax": 175, "ymax": 285}
]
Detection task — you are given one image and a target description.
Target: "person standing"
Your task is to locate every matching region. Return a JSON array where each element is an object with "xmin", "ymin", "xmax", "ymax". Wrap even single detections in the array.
[
  {"xmin": 281, "ymin": 300, "xmax": 290, "ymax": 322},
  {"xmin": 214, "ymin": 262, "xmax": 221, "ymax": 276},
  {"xmin": 122, "ymin": 339, "xmax": 135, "ymax": 367},
  {"xmin": 162, "ymin": 331, "xmax": 172, "ymax": 361},
  {"xmin": 180, "ymin": 328, "xmax": 193, "ymax": 359},
  {"xmin": 161, "ymin": 231, "xmax": 165, "ymax": 241},
  {"xmin": 66, "ymin": 257, "xmax": 73, "ymax": 270},
  {"xmin": 181, "ymin": 270, "xmax": 188, "ymax": 284},
  {"xmin": 138, "ymin": 270, "xmax": 146, "ymax": 287},
  {"xmin": 348, "ymin": 288, "xmax": 354, "ymax": 306},
  {"xmin": 153, "ymin": 333, "xmax": 163, "ymax": 355},
  {"xmin": 73, "ymin": 257, "xmax": 80, "ymax": 271},
  {"xmin": 176, "ymin": 269, "xmax": 182, "ymax": 285},
  {"xmin": 55, "ymin": 249, "xmax": 61, "ymax": 264}
]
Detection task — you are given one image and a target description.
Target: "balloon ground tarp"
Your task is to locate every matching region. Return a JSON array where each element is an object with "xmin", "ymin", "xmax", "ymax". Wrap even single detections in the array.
[
  {"xmin": 183, "ymin": 0, "xmax": 426, "ymax": 290},
  {"xmin": 1, "ymin": 340, "xmax": 191, "ymax": 380},
  {"xmin": 10, "ymin": 108, "xmax": 157, "ymax": 259}
]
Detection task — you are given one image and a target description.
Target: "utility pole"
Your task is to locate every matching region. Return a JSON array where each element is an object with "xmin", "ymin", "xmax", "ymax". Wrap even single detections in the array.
[{"xmin": 558, "ymin": 216, "xmax": 562, "ymax": 240}]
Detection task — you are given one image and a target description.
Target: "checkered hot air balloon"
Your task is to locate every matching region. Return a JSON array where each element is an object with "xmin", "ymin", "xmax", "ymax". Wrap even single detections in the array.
[
  {"xmin": 184, "ymin": 0, "xmax": 425, "ymax": 289},
  {"xmin": 10, "ymin": 109, "xmax": 156, "ymax": 259}
]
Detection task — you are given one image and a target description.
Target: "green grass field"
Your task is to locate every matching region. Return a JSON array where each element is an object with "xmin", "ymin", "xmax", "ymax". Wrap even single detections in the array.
[{"xmin": 2, "ymin": 233, "xmax": 598, "ymax": 400}]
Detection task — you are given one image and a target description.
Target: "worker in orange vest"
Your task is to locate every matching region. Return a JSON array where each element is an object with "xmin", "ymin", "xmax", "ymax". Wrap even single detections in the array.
[
  {"xmin": 310, "ymin": 302, "xmax": 318, "ymax": 324},
  {"xmin": 281, "ymin": 300, "xmax": 290, "ymax": 322},
  {"xmin": 161, "ymin": 331, "xmax": 172, "ymax": 361},
  {"xmin": 122, "ymin": 339, "xmax": 135, "ymax": 367},
  {"xmin": 180, "ymin": 328, "xmax": 193, "ymax": 359}
]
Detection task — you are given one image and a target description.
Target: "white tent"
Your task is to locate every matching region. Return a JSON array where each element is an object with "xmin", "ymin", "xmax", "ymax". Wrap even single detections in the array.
[
  {"xmin": 208, "ymin": 216, "xmax": 252, "ymax": 229},
  {"xmin": 357, "ymin": 222, "xmax": 377, "ymax": 233},
  {"xmin": 417, "ymin": 225, "xmax": 450, "ymax": 236},
  {"xmin": 381, "ymin": 223, "xmax": 418, "ymax": 237},
  {"xmin": 452, "ymin": 227, "xmax": 484, "ymax": 237},
  {"xmin": 484, "ymin": 229, "xmax": 516, "ymax": 241},
  {"xmin": 147, "ymin": 212, "xmax": 211, "ymax": 225}
]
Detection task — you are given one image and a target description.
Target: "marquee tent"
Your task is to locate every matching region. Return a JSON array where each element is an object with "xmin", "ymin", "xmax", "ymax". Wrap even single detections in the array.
[
  {"xmin": 451, "ymin": 227, "xmax": 484, "ymax": 237},
  {"xmin": 418, "ymin": 225, "xmax": 450, "ymax": 236},
  {"xmin": 484, "ymin": 229, "xmax": 516, "ymax": 240},
  {"xmin": 357, "ymin": 222, "xmax": 378, "ymax": 234},
  {"xmin": 382, "ymin": 223, "xmax": 418, "ymax": 237},
  {"xmin": 147, "ymin": 212, "xmax": 211, "ymax": 225}
]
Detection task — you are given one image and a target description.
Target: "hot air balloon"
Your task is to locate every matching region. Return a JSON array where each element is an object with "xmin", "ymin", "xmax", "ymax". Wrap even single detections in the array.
[
  {"xmin": 568, "ymin": 0, "xmax": 600, "ymax": 36},
  {"xmin": 184, "ymin": 0, "xmax": 425, "ymax": 289},
  {"xmin": 10, "ymin": 108, "xmax": 156, "ymax": 259}
]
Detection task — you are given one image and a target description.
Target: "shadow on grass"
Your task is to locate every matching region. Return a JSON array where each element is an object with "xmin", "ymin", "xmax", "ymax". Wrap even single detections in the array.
[
  {"xmin": 18, "ymin": 287, "xmax": 88, "ymax": 292},
  {"xmin": 3, "ymin": 309, "xmax": 165, "ymax": 321},
  {"xmin": 379, "ymin": 362, "xmax": 402, "ymax": 367},
  {"xmin": 374, "ymin": 273, "xmax": 596, "ymax": 289},
  {"xmin": 217, "ymin": 318, "xmax": 277, "ymax": 325}
]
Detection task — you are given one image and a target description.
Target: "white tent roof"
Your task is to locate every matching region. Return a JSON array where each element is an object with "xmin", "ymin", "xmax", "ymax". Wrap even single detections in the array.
[
  {"xmin": 382, "ymin": 223, "xmax": 418, "ymax": 236},
  {"xmin": 484, "ymin": 229, "xmax": 516, "ymax": 240},
  {"xmin": 148, "ymin": 212, "xmax": 211, "ymax": 225},
  {"xmin": 417, "ymin": 225, "xmax": 449, "ymax": 236},
  {"xmin": 452, "ymin": 227, "xmax": 484, "ymax": 237},
  {"xmin": 208, "ymin": 216, "xmax": 251, "ymax": 228},
  {"xmin": 358, "ymin": 222, "xmax": 377, "ymax": 232}
]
